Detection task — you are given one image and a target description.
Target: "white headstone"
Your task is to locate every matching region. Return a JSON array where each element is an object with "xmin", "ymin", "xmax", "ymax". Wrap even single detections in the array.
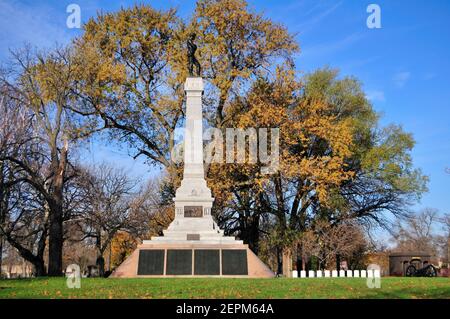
[
  {"xmin": 324, "ymin": 270, "xmax": 331, "ymax": 278},
  {"xmin": 353, "ymin": 270, "xmax": 360, "ymax": 278},
  {"xmin": 367, "ymin": 269, "xmax": 374, "ymax": 278},
  {"xmin": 308, "ymin": 270, "xmax": 315, "ymax": 278},
  {"xmin": 339, "ymin": 270, "xmax": 346, "ymax": 277},
  {"xmin": 292, "ymin": 270, "xmax": 298, "ymax": 278},
  {"xmin": 360, "ymin": 270, "xmax": 367, "ymax": 278},
  {"xmin": 316, "ymin": 270, "xmax": 323, "ymax": 278},
  {"xmin": 346, "ymin": 270, "xmax": 353, "ymax": 278},
  {"xmin": 332, "ymin": 270, "xmax": 338, "ymax": 278},
  {"xmin": 300, "ymin": 270, "xmax": 307, "ymax": 278}
]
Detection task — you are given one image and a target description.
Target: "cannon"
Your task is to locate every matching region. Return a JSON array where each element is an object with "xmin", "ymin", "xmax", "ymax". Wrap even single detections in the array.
[
  {"xmin": 405, "ymin": 264, "xmax": 437, "ymax": 277},
  {"xmin": 389, "ymin": 252, "xmax": 437, "ymax": 276}
]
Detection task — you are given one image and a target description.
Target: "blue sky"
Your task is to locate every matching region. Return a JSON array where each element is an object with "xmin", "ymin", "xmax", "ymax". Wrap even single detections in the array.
[{"xmin": 1, "ymin": 1, "xmax": 449, "ymax": 230}]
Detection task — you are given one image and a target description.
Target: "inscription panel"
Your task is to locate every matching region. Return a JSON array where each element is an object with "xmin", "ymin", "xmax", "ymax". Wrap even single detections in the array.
[
  {"xmin": 137, "ymin": 250, "xmax": 164, "ymax": 275},
  {"xmin": 222, "ymin": 249, "xmax": 248, "ymax": 275},
  {"xmin": 184, "ymin": 206, "xmax": 203, "ymax": 218},
  {"xmin": 187, "ymin": 234, "xmax": 200, "ymax": 241},
  {"xmin": 194, "ymin": 250, "xmax": 220, "ymax": 275},
  {"xmin": 166, "ymin": 249, "xmax": 192, "ymax": 275}
]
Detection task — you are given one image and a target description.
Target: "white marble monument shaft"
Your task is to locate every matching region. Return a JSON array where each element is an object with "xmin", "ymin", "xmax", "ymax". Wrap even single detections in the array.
[
  {"xmin": 174, "ymin": 77, "xmax": 212, "ymax": 201},
  {"xmin": 183, "ymin": 78, "xmax": 204, "ymax": 179},
  {"xmin": 148, "ymin": 77, "xmax": 242, "ymax": 244}
]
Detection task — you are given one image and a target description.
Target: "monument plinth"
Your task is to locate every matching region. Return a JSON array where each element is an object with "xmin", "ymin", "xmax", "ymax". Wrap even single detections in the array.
[{"xmin": 111, "ymin": 77, "xmax": 273, "ymax": 278}]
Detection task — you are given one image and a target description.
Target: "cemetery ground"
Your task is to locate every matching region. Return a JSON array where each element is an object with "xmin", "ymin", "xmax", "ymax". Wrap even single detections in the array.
[{"xmin": 0, "ymin": 277, "xmax": 449, "ymax": 299}]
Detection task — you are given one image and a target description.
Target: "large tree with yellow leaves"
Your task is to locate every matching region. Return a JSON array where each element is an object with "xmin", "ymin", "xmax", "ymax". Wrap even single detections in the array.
[
  {"xmin": 69, "ymin": 1, "xmax": 297, "ymax": 177},
  {"xmin": 212, "ymin": 67, "xmax": 427, "ymax": 273}
]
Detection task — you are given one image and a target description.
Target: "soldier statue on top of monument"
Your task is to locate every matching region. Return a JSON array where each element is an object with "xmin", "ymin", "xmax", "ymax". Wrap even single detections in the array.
[{"xmin": 187, "ymin": 33, "xmax": 201, "ymax": 77}]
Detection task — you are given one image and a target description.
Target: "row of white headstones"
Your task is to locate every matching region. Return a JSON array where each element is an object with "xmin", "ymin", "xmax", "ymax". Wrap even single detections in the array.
[{"xmin": 292, "ymin": 269, "xmax": 381, "ymax": 278}]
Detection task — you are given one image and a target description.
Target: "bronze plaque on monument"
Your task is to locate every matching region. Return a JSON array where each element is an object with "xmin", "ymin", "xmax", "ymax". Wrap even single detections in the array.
[
  {"xmin": 187, "ymin": 234, "xmax": 200, "ymax": 240},
  {"xmin": 184, "ymin": 206, "xmax": 203, "ymax": 218}
]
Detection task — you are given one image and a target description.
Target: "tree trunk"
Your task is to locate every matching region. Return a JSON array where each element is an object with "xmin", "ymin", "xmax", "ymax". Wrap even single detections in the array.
[
  {"xmin": 96, "ymin": 256, "xmax": 105, "ymax": 277},
  {"xmin": 336, "ymin": 253, "xmax": 341, "ymax": 271},
  {"xmin": 447, "ymin": 238, "xmax": 450, "ymax": 267},
  {"xmin": 276, "ymin": 247, "xmax": 282, "ymax": 275},
  {"xmin": 246, "ymin": 214, "xmax": 260, "ymax": 254},
  {"xmin": 282, "ymin": 248, "xmax": 292, "ymax": 277},
  {"xmin": 95, "ymin": 232, "xmax": 106, "ymax": 277},
  {"xmin": 296, "ymin": 243, "xmax": 303, "ymax": 271},
  {"xmin": 34, "ymin": 258, "xmax": 46, "ymax": 277},
  {"xmin": 274, "ymin": 175, "xmax": 289, "ymax": 276},
  {"xmin": 48, "ymin": 201, "xmax": 63, "ymax": 276},
  {"xmin": 0, "ymin": 237, "xmax": 3, "ymax": 278},
  {"xmin": 0, "ymin": 162, "xmax": 5, "ymax": 278},
  {"xmin": 47, "ymin": 143, "xmax": 68, "ymax": 276}
]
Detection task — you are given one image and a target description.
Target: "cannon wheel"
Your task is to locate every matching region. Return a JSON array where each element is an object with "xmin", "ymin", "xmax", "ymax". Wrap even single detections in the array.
[
  {"xmin": 405, "ymin": 265, "xmax": 416, "ymax": 277},
  {"xmin": 425, "ymin": 265, "xmax": 437, "ymax": 277}
]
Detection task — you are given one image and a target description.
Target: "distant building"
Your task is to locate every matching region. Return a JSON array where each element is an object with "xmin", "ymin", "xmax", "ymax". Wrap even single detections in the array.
[{"xmin": 388, "ymin": 252, "xmax": 432, "ymax": 276}]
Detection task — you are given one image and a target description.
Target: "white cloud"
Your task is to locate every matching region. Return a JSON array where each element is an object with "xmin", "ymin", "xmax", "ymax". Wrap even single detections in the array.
[
  {"xmin": 392, "ymin": 71, "xmax": 411, "ymax": 88},
  {"xmin": 294, "ymin": 1, "xmax": 343, "ymax": 35},
  {"xmin": 366, "ymin": 90, "xmax": 385, "ymax": 102},
  {"xmin": 299, "ymin": 32, "xmax": 365, "ymax": 58}
]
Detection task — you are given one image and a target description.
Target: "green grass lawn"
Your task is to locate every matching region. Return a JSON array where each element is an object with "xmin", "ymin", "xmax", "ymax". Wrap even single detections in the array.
[{"xmin": 0, "ymin": 277, "xmax": 449, "ymax": 299}]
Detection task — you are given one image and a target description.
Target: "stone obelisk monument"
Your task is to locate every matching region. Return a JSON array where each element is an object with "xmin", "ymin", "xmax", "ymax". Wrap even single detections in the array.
[
  {"xmin": 150, "ymin": 77, "xmax": 240, "ymax": 244},
  {"xmin": 111, "ymin": 35, "xmax": 273, "ymax": 278}
]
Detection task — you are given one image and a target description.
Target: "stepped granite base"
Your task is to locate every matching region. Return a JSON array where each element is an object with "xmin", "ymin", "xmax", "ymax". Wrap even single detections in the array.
[{"xmin": 110, "ymin": 241, "xmax": 274, "ymax": 278}]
